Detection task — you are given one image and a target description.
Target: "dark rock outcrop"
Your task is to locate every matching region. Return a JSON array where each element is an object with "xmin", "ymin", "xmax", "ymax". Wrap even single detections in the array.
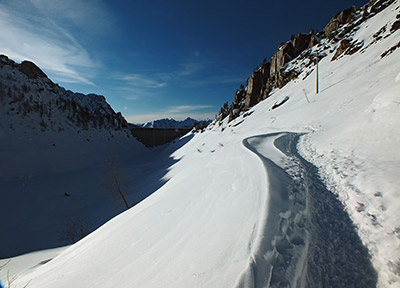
[
  {"xmin": 308, "ymin": 33, "xmax": 319, "ymax": 48},
  {"xmin": 381, "ymin": 40, "xmax": 400, "ymax": 58},
  {"xmin": 18, "ymin": 61, "xmax": 48, "ymax": 79},
  {"xmin": 228, "ymin": 85, "xmax": 246, "ymax": 122},
  {"xmin": 270, "ymin": 42, "xmax": 294, "ymax": 78},
  {"xmin": 293, "ymin": 33, "xmax": 313, "ymax": 56},
  {"xmin": 244, "ymin": 63, "xmax": 269, "ymax": 109},
  {"xmin": 391, "ymin": 19, "xmax": 400, "ymax": 33},
  {"xmin": 331, "ymin": 39, "xmax": 352, "ymax": 61},
  {"xmin": 324, "ymin": 7, "xmax": 357, "ymax": 40},
  {"xmin": 332, "ymin": 38, "xmax": 364, "ymax": 61}
]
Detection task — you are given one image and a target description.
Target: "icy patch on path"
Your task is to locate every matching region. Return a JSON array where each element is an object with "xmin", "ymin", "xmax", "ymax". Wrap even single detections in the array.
[{"xmin": 236, "ymin": 133, "xmax": 377, "ymax": 287}]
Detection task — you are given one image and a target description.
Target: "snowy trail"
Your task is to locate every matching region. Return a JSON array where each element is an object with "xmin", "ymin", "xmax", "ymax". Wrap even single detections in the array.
[{"xmin": 237, "ymin": 133, "xmax": 377, "ymax": 287}]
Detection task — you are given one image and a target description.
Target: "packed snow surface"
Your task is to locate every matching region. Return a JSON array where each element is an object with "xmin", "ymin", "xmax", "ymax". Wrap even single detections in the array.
[{"xmin": 2, "ymin": 1, "xmax": 400, "ymax": 287}]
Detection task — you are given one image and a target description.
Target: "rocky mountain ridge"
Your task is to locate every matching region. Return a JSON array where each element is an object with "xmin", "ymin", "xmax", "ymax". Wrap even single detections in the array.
[
  {"xmin": 138, "ymin": 117, "xmax": 210, "ymax": 129},
  {"xmin": 0, "ymin": 55, "xmax": 130, "ymax": 136},
  {"xmin": 219, "ymin": 0, "xmax": 400, "ymax": 123}
]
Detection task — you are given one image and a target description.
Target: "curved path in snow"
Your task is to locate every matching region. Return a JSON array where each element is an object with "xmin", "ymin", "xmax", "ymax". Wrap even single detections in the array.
[{"xmin": 237, "ymin": 132, "xmax": 377, "ymax": 288}]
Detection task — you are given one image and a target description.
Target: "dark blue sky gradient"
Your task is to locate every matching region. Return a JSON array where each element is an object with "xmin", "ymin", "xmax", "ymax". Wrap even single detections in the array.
[{"xmin": 0, "ymin": 0, "xmax": 369, "ymax": 123}]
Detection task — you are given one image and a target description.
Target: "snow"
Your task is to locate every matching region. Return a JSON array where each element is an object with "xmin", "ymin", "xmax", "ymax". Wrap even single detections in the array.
[{"xmin": 2, "ymin": 1, "xmax": 400, "ymax": 287}]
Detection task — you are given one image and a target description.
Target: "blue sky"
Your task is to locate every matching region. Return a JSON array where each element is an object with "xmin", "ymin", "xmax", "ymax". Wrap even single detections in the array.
[{"xmin": 0, "ymin": 0, "xmax": 368, "ymax": 123}]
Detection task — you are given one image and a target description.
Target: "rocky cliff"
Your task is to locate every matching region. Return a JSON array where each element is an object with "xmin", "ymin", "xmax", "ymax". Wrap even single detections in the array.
[{"xmin": 220, "ymin": 0, "xmax": 399, "ymax": 123}]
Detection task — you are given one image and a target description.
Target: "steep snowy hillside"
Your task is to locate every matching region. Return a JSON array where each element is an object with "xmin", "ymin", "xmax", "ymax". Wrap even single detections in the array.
[
  {"xmin": 1, "ymin": 0, "xmax": 400, "ymax": 287},
  {"xmin": 0, "ymin": 56, "xmax": 163, "ymax": 258}
]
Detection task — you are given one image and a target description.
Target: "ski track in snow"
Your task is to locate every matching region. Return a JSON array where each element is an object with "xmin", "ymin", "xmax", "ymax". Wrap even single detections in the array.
[{"xmin": 237, "ymin": 132, "xmax": 377, "ymax": 288}]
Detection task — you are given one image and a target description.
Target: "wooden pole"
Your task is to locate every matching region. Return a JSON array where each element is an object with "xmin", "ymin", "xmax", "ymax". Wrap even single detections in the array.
[{"xmin": 316, "ymin": 56, "xmax": 319, "ymax": 94}]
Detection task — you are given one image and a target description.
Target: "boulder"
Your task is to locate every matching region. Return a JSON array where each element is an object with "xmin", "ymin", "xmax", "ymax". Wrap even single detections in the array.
[
  {"xmin": 390, "ymin": 20, "xmax": 400, "ymax": 33},
  {"xmin": 331, "ymin": 39, "xmax": 351, "ymax": 61}
]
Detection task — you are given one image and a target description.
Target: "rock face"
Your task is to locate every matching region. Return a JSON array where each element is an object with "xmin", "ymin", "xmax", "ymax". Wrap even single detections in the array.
[
  {"xmin": 270, "ymin": 43, "xmax": 294, "ymax": 79},
  {"xmin": 324, "ymin": 7, "xmax": 357, "ymax": 40},
  {"xmin": 244, "ymin": 62, "xmax": 269, "ymax": 109},
  {"xmin": 293, "ymin": 33, "xmax": 313, "ymax": 56}
]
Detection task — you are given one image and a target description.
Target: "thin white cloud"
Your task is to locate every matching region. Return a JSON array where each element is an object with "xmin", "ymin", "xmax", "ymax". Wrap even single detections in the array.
[
  {"xmin": 115, "ymin": 52, "xmax": 246, "ymax": 99},
  {"xmin": 28, "ymin": 0, "xmax": 112, "ymax": 32},
  {"xmin": 122, "ymin": 74, "xmax": 167, "ymax": 88},
  {"xmin": 0, "ymin": 0, "xmax": 105, "ymax": 85},
  {"xmin": 166, "ymin": 105, "xmax": 214, "ymax": 113},
  {"xmin": 115, "ymin": 85, "xmax": 159, "ymax": 101},
  {"xmin": 158, "ymin": 58, "xmax": 246, "ymax": 86},
  {"xmin": 124, "ymin": 94, "xmax": 141, "ymax": 101},
  {"xmin": 178, "ymin": 61, "xmax": 206, "ymax": 77}
]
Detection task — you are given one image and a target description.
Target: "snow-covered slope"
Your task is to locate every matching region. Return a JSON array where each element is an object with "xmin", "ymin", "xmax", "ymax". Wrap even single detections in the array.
[{"xmin": 2, "ymin": 0, "xmax": 400, "ymax": 287}]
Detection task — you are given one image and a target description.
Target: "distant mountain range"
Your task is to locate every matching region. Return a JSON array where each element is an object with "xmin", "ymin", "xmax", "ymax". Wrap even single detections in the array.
[{"xmin": 138, "ymin": 117, "xmax": 211, "ymax": 129}]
